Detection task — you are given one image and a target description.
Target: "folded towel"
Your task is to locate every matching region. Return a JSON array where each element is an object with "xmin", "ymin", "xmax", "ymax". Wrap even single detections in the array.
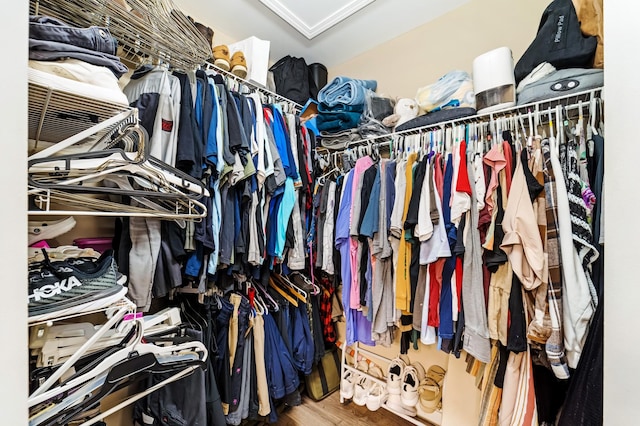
[
  {"xmin": 318, "ymin": 102, "xmax": 364, "ymax": 113},
  {"xmin": 316, "ymin": 111, "xmax": 362, "ymax": 133},
  {"xmin": 317, "ymin": 76, "xmax": 377, "ymax": 107}
]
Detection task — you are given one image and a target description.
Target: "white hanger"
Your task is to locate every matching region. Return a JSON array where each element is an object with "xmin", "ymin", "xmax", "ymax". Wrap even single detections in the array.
[
  {"xmin": 29, "ymin": 153, "xmax": 209, "ymax": 198},
  {"xmin": 29, "ymin": 318, "xmax": 207, "ymax": 408},
  {"xmin": 29, "ymin": 305, "xmax": 130, "ymax": 400},
  {"xmin": 79, "ymin": 364, "xmax": 200, "ymax": 426}
]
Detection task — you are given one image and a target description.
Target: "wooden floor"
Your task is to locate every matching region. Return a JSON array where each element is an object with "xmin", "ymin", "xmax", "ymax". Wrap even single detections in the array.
[{"xmin": 258, "ymin": 391, "xmax": 415, "ymax": 426}]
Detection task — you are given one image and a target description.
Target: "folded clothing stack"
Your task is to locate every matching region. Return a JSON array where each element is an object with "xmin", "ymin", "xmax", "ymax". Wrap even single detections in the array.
[
  {"xmin": 28, "ymin": 15, "xmax": 129, "ymax": 104},
  {"xmin": 316, "ymin": 77, "xmax": 377, "ymax": 133}
]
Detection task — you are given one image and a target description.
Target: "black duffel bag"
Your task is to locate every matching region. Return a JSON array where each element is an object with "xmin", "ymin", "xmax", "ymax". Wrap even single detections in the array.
[{"xmin": 514, "ymin": 0, "xmax": 597, "ymax": 84}]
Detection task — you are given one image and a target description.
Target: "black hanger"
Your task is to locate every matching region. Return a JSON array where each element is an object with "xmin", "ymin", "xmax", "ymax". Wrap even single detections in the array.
[{"xmin": 46, "ymin": 351, "xmax": 203, "ymax": 426}]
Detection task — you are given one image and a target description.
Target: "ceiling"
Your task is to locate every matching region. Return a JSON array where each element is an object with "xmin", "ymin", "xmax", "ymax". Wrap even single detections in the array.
[{"xmin": 174, "ymin": 0, "xmax": 470, "ymax": 69}]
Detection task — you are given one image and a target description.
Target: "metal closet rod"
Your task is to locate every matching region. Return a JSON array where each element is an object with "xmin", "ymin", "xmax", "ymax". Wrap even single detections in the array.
[
  {"xmin": 204, "ymin": 61, "xmax": 303, "ymax": 111},
  {"xmin": 331, "ymin": 87, "xmax": 604, "ymax": 151}
]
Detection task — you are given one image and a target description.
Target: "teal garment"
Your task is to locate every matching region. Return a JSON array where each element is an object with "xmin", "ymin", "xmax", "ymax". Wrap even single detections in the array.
[{"xmin": 275, "ymin": 178, "xmax": 296, "ymax": 259}]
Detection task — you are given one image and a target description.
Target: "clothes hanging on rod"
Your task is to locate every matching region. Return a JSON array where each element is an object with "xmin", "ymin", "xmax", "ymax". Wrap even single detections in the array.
[
  {"xmin": 312, "ymin": 97, "xmax": 604, "ymax": 424},
  {"xmin": 115, "ymin": 64, "xmax": 316, "ymax": 312}
]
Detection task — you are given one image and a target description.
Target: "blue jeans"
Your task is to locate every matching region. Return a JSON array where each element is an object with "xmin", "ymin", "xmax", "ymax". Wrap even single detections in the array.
[{"xmin": 264, "ymin": 313, "xmax": 299, "ymax": 400}]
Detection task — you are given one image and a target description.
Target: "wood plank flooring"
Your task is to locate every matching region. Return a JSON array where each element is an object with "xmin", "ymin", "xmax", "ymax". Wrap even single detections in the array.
[{"xmin": 253, "ymin": 391, "xmax": 415, "ymax": 426}]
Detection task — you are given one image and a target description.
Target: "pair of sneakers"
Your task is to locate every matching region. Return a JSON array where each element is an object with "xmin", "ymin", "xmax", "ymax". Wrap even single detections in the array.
[
  {"xmin": 386, "ymin": 355, "xmax": 424, "ymax": 416},
  {"xmin": 212, "ymin": 45, "xmax": 248, "ymax": 78},
  {"xmin": 340, "ymin": 370, "xmax": 388, "ymax": 412}
]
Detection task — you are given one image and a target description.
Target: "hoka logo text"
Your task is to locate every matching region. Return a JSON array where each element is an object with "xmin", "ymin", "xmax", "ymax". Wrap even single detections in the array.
[{"xmin": 29, "ymin": 276, "xmax": 83, "ymax": 302}]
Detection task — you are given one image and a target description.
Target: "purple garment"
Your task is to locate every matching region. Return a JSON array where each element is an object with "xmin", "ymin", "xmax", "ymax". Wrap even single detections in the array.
[{"xmin": 336, "ymin": 170, "xmax": 374, "ymax": 346}]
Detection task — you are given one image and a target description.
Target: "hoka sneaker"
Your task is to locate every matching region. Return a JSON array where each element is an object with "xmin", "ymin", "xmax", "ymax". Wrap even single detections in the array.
[{"xmin": 28, "ymin": 249, "xmax": 124, "ymax": 318}]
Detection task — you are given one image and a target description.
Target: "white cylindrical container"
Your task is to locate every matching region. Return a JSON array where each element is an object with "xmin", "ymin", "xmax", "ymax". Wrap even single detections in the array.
[{"xmin": 473, "ymin": 47, "xmax": 516, "ymax": 114}]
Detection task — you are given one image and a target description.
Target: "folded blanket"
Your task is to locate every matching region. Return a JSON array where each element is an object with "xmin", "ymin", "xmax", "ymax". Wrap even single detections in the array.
[
  {"xmin": 317, "ymin": 76, "xmax": 377, "ymax": 107},
  {"xmin": 316, "ymin": 111, "xmax": 362, "ymax": 133},
  {"xmin": 318, "ymin": 102, "xmax": 364, "ymax": 113}
]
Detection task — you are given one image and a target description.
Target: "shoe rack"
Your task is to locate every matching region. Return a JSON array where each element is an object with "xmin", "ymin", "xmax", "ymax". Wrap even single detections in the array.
[{"xmin": 340, "ymin": 341, "xmax": 444, "ymax": 426}]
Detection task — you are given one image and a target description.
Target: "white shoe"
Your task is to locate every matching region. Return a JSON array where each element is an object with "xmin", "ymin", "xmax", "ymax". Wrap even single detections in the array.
[
  {"xmin": 28, "ymin": 217, "xmax": 76, "ymax": 245},
  {"xmin": 340, "ymin": 370, "xmax": 358, "ymax": 400},
  {"xmin": 401, "ymin": 362, "xmax": 426, "ymax": 407},
  {"xmin": 385, "ymin": 393, "xmax": 417, "ymax": 417},
  {"xmin": 387, "ymin": 357, "xmax": 407, "ymax": 395},
  {"xmin": 352, "ymin": 376, "xmax": 371, "ymax": 406},
  {"xmin": 366, "ymin": 382, "xmax": 387, "ymax": 411}
]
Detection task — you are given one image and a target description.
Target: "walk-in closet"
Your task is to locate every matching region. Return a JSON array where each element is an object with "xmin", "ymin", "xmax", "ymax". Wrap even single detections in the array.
[{"xmin": 2, "ymin": 0, "xmax": 638, "ymax": 425}]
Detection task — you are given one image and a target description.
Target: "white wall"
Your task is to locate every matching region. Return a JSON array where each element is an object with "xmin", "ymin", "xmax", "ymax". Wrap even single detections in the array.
[
  {"xmin": 603, "ymin": 0, "xmax": 640, "ymax": 423},
  {"xmin": 0, "ymin": 3, "xmax": 28, "ymax": 424}
]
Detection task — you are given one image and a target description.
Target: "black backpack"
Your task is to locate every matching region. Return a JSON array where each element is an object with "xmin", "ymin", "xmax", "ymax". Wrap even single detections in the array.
[
  {"xmin": 270, "ymin": 55, "xmax": 326, "ymax": 105},
  {"xmin": 514, "ymin": 0, "xmax": 597, "ymax": 83}
]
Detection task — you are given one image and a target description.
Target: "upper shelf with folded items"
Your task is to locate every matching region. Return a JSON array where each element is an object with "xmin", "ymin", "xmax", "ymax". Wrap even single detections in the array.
[{"xmin": 30, "ymin": 0, "xmax": 212, "ymax": 70}]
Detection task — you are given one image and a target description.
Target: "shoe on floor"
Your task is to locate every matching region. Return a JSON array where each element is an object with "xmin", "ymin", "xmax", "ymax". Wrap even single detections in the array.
[
  {"xmin": 28, "ymin": 217, "xmax": 76, "ymax": 245},
  {"xmin": 401, "ymin": 362, "xmax": 425, "ymax": 408},
  {"xmin": 352, "ymin": 375, "xmax": 371, "ymax": 406},
  {"xmin": 340, "ymin": 369, "xmax": 358, "ymax": 400},
  {"xmin": 418, "ymin": 377, "xmax": 443, "ymax": 413},
  {"xmin": 230, "ymin": 51, "xmax": 248, "ymax": 78},
  {"xmin": 366, "ymin": 382, "xmax": 387, "ymax": 412},
  {"xmin": 213, "ymin": 45, "xmax": 230, "ymax": 71}
]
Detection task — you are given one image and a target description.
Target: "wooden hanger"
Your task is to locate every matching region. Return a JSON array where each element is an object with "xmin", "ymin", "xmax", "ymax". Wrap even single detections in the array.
[
  {"xmin": 269, "ymin": 277, "xmax": 298, "ymax": 306},
  {"xmin": 273, "ymin": 273, "xmax": 307, "ymax": 303}
]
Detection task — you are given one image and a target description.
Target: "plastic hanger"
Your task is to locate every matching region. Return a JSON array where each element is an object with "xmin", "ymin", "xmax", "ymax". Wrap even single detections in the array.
[
  {"xmin": 43, "ymin": 350, "xmax": 204, "ymax": 426},
  {"xmin": 272, "ymin": 273, "xmax": 307, "ymax": 303},
  {"xmin": 269, "ymin": 277, "xmax": 298, "ymax": 307},
  {"xmin": 29, "ymin": 304, "xmax": 131, "ymax": 401},
  {"xmin": 29, "ymin": 319, "xmax": 207, "ymax": 408},
  {"xmin": 78, "ymin": 363, "xmax": 199, "ymax": 426},
  {"xmin": 253, "ymin": 280, "xmax": 279, "ymax": 312},
  {"xmin": 290, "ymin": 271, "xmax": 320, "ymax": 296},
  {"xmin": 28, "ymin": 136, "xmax": 209, "ymax": 199}
]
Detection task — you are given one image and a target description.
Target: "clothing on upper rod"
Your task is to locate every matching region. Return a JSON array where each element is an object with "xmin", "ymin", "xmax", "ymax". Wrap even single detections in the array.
[{"xmin": 311, "ymin": 101, "xmax": 604, "ymax": 423}]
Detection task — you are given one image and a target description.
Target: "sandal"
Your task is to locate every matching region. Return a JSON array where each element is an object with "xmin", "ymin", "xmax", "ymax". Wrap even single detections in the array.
[{"xmin": 418, "ymin": 365, "xmax": 446, "ymax": 413}]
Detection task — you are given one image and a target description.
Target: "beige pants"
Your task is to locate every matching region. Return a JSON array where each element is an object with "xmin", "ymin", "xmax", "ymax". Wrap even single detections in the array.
[{"xmin": 253, "ymin": 314, "xmax": 270, "ymax": 416}]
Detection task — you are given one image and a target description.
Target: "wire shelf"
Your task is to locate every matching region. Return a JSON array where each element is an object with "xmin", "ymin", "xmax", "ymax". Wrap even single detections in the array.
[
  {"xmin": 317, "ymin": 87, "xmax": 604, "ymax": 152},
  {"xmin": 28, "ymin": 81, "xmax": 135, "ymax": 155},
  {"xmin": 31, "ymin": 0, "xmax": 212, "ymax": 71}
]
